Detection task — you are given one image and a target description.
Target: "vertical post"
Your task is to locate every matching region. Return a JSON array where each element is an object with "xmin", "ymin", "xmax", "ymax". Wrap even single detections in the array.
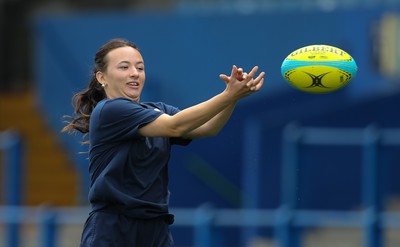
[
  {"xmin": 40, "ymin": 207, "xmax": 57, "ymax": 247},
  {"xmin": 4, "ymin": 131, "xmax": 24, "ymax": 205},
  {"xmin": 362, "ymin": 125, "xmax": 383, "ymax": 247},
  {"xmin": 276, "ymin": 122, "xmax": 301, "ymax": 247},
  {"xmin": 194, "ymin": 204, "xmax": 214, "ymax": 247},
  {"xmin": 0, "ymin": 0, "xmax": 4, "ymax": 87},
  {"xmin": 276, "ymin": 205, "xmax": 293, "ymax": 247},
  {"xmin": 241, "ymin": 117, "xmax": 261, "ymax": 245},
  {"xmin": 1, "ymin": 131, "xmax": 24, "ymax": 247}
]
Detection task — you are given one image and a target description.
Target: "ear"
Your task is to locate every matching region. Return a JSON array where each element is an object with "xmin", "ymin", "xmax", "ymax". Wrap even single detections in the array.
[{"xmin": 96, "ymin": 71, "xmax": 105, "ymax": 85}]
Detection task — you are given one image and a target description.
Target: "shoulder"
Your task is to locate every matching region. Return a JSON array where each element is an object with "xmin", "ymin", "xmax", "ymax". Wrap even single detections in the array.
[
  {"xmin": 94, "ymin": 98, "xmax": 140, "ymax": 113},
  {"xmin": 91, "ymin": 98, "xmax": 146, "ymax": 123},
  {"xmin": 102, "ymin": 98, "xmax": 138, "ymax": 108},
  {"xmin": 94, "ymin": 98, "xmax": 166, "ymax": 119},
  {"xmin": 142, "ymin": 102, "xmax": 181, "ymax": 115}
]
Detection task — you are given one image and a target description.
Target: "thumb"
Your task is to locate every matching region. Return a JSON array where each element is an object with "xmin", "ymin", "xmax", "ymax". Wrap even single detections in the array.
[{"xmin": 219, "ymin": 74, "xmax": 230, "ymax": 84}]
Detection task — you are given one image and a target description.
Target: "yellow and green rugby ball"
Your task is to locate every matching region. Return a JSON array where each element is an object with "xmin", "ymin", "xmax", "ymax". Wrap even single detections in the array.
[{"xmin": 281, "ymin": 44, "xmax": 358, "ymax": 94}]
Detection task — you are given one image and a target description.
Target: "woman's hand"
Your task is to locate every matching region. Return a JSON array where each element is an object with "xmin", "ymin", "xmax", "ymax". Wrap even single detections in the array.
[{"xmin": 219, "ymin": 65, "xmax": 265, "ymax": 100}]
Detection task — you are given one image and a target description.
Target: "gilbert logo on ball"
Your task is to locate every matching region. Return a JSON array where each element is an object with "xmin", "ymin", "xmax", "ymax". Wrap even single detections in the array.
[{"xmin": 281, "ymin": 44, "xmax": 358, "ymax": 94}]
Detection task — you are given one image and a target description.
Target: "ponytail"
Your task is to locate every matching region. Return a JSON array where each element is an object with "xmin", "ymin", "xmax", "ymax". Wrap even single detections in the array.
[
  {"xmin": 62, "ymin": 38, "xmax": 138, "ymax": 144},
  {"xmin": 62, "ymin": 76, "xmax": 106, "ymax": 136}
]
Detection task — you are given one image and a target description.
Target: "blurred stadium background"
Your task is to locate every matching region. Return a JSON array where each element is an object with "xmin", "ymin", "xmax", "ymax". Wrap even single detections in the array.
[{"xmin": 1, "ymin": 0, "xmax": 400, "ymax": 246}]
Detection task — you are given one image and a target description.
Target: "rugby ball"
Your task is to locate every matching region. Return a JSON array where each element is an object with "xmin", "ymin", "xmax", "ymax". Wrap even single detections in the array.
[{"xmin": 281, "ymin": 44, "xmax": 357, "ymax": 94}]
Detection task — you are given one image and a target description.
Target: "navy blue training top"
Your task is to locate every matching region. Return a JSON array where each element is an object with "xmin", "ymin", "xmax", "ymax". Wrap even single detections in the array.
[{"xmin": 88, "ymin": 98, "xmax": 191, "ymax": 220}]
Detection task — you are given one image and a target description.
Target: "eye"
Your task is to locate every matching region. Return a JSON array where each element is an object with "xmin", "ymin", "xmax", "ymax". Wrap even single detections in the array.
[
  {"xmin": 137, "ymin": 66, "xmax": 145, "ymax": 72},
  {"xmin": 119, "ymin": 65, "xmax": 129, "ymax": 70}
]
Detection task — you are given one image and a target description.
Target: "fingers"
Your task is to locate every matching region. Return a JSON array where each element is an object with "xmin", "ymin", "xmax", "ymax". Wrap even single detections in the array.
[
  {"xmin": 247, "ymin": 66, "xmax": 259, "ymax": 79},
  {"xmin": 236, "ymin": 67, "xmax": 244, "ymax": 81},
  {"xmin": 242, "ymin": 66, "xmax": 261, "ymax": 85},
  {"xmin": 242, "ymin": 72, "xmax": 248, "ymax": 81},
  {"xmin": 222, "ymin": 65, "xmax": 265, "ymax": 94},
  {"xmin": 232, "ymin": 65, "xmax": 248, "ymax": 82},
  {"xmin": 219, "ymin": 74, "xmax": 229, "ymax": 83},
  {"xmin": 230, "ymin": 65, "xmax": 238, "ymax": 78},
  {"xmin": 220, "ymin": 65, "xmax": 245, "ymax": 84},
  {"xmin": 254, "ymin": 71, "xmax": 265, "ymax": 86},
  {"xmin": 246, "ymin": 70, "xmax": 265, "ymax": 93},
  {"xmin": 250, "ymin": 77, "xmax": 264, "ymax": 92}
]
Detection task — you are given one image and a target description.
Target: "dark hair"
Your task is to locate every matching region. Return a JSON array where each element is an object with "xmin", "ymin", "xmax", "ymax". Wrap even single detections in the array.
[{"xmin": 62, "ymin": 38, "xmax": 138, "ymax": 137}]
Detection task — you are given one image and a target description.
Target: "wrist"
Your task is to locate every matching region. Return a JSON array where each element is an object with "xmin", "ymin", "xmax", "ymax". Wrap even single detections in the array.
[{"xmin": 220, "ymin": 91, "xmax": 238, "ymax": 104}]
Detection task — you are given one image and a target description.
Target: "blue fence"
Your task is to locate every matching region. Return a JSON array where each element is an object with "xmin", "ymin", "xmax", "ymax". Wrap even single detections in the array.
[
  {"xmin": 1, "ymin": 206, "xmax": 400, "ymax": 247},
  {"xmin": 1, "ymin": 125, "xmax": 400, "ymax": 246},
  {"xmin": 278, "ymin": 123, "xmax": 400, "ymax": 247}
]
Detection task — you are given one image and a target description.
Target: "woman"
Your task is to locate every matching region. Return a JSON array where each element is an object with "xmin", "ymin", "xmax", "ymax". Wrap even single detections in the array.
[{"xmin": 63, "ymin": 38, "xmax": 264, "ymax": 247}]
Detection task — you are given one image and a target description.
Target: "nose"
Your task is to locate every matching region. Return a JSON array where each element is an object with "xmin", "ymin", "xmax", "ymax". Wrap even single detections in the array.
[{"xmin": 130, "ymin": 67, "xmax": 139, "ymax": 77}]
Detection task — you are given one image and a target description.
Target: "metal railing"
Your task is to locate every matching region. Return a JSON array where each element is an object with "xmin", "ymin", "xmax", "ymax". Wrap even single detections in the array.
[
  {"xmin": 1, "ymin": 124, "xmax": 400, "ymax": 247},
  {"xmin": 0, "ymin": 205, "xmax": 400, "ymax": 247},
  {"xmin": 277, "ymin": 123, "xmax": 400, "ymax": 247}
]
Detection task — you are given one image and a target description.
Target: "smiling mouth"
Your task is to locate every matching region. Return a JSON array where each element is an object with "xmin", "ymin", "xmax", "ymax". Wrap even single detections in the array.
[{"xmin": 127, "ymin": 82, "xmax": 139, "ymax": 87}]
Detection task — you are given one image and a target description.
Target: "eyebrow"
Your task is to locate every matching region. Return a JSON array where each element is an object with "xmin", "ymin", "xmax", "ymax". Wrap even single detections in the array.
[{"xmin": 118, "ymin": 60, "xmax": 144, "ymax": 65}]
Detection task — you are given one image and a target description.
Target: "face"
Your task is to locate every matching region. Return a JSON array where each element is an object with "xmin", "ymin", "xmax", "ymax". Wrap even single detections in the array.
[{"xmin": 96, "ymin": 46, "xmax": 145, "ymax": 102}]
